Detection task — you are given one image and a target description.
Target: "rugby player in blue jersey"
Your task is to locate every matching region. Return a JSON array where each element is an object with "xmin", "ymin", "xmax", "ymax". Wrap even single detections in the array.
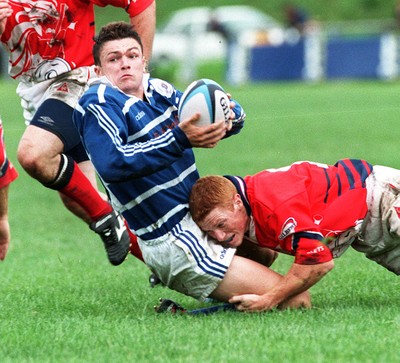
[{"xmin": 73, "ymin": 21, "xmax": 310, "ymax": 308}]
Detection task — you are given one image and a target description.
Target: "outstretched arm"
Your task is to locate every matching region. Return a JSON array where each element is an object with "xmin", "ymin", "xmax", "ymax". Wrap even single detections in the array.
[
  {"xmin": 129, "ymin": 0, "xmax": 156, "ymax": 63},
  {"xmin": 230, "ymin": 260, "xmax": 334, "ymax": 311}
]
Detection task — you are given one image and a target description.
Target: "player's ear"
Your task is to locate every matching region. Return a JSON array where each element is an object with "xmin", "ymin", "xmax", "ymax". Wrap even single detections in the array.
[
  {"xmin": 233, "ymin": 193, "xmax": 242, "ymax": 207},
  {"xmin": 94, "ymin": 65, "xmax": 102, "ymax": 76}
]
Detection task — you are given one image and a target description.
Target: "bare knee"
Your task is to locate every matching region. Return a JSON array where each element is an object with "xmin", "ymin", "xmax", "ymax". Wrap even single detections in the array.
[
  {"xmin": 18, "ymin": 141, "xmax": 41, "ymax": 174},
  {"xmin": 210, "ymin": 255, "xmax": 285, "ymax": 302},
  {"xmin": 17, "ymin": 137, "xmax": 61, "ymax": 183},
  {"xmin": 18, "ymin": 145, "xmax": 53, "ymax": 182}
]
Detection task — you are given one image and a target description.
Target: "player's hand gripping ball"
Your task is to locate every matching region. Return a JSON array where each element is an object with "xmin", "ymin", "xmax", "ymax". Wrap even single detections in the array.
[{"xmin": 178, "ymin": 79, "xmax": 230, "ymax": 127}]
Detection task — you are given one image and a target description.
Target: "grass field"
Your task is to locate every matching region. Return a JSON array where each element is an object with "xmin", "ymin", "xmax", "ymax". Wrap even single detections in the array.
[{"xmin": 1, "ymin": 79, "xmax": 400, "ymax": 363}]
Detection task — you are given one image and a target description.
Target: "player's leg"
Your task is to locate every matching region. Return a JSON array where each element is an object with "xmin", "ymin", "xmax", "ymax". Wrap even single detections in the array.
[
  {"xmin": 0, "ymin": 120, "xmax": 18, "ymax": 261},
  {"xmin": 17, "ymin": 100, "xmax": 131, "ymax": 265},
  {"xmin": 210, "ymin": 255, "xmax": 311, "ymax": 309},
  {"xmin": 73, "ymin": 159, "xmax": 143, "ymax": 261},
  {"xmin": 148, "ymin": 231, "xmax": 278, "ymax": 288},
  {"xmin": 58, "ymin": 159, "xmax": 107, "ymax": 223},
  {"xmin": 139, "ymin": 213, "xmax": 311, "ymax": 309}
]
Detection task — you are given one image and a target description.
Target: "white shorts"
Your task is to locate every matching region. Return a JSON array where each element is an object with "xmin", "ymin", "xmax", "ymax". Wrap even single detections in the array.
[
  {"xmin": 138, "ymin": 213, "xmax": 236, "ymax": 301},
  {"xmin": 16, "ymin": 66, "xmax": 97, "ymax": 124},
  {"xmin": 352, "ymin": 165, "xmax": 400, "ymax": 274}
]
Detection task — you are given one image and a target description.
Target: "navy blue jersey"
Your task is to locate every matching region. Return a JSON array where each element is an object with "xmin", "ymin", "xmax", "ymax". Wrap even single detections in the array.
[{"xmin": 74, "ymin": 75, "xmax": 245, "ymax": 240}]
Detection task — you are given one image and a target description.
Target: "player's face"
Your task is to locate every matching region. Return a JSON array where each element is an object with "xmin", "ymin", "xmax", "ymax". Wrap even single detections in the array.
[
  {"xmin": 198, "ymin": 195, "xmax": 249, "ymax": 248},
  {"xmin": 96, "ymin": 38, "xmax": 145, "ymax": 97}
]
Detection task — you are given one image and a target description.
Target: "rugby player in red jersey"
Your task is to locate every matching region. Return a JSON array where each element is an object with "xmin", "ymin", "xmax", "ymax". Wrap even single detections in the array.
[
  {"xmin": 190, "ymin": 159, "xmax": 400, "ymax": 311},
  {"xmin": 0, "ymin": 0, "xmax": 155, "ymax": 264}
]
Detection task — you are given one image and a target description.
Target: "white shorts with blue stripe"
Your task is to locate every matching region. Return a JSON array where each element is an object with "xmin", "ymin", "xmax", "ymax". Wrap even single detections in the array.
[
  {"xmin": 138, "ymin": 212, "xmax": 236, "ymax": 300},
  {"xmin": 352, "ymin": 165, "xmax": 400, "ymax": 275}
]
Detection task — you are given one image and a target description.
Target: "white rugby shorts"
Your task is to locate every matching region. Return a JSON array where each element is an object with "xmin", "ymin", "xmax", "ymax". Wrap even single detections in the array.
[
  {"xmin": 138, "ymin": 212, "xmax": 236, "ymax": 300},
  {"xmin": 15, "ymin": 66, "xmax": 97, "ymax": 125},
  {"xmin": 352, "ymin": 165, "xmax": 400, "ymax": 275}
]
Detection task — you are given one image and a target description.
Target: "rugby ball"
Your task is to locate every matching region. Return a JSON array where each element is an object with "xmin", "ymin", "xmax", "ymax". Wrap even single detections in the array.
[{"xmin": 178, "ymin": 79, "xmax": 230, "ymax": 127}]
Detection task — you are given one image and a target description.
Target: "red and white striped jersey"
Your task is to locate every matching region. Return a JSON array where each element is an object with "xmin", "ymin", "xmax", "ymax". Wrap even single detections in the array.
[{"xmin": 0, "ymin": 0, "xmax": 153, "ymax": 80}]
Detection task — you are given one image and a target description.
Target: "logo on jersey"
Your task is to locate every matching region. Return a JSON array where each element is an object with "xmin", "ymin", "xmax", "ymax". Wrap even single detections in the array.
[
  {"xmin": 279, "ymin": 217, "xmax": 297, "ymax": 240},
  {"xmin": 313, "ymin": 214, "xmax": 323, "ymax": 225},
  {"xmin": 220, "ymin": 248, "xmax": 227, "ymax": 260},
  {"xmin": 7, "ymin": 1, "xmax": 72, "ymax": 80},
  {"xmin": 56, "ymin": 82, "xmax": 69, "ymax": 93},
  {"xmin": 135, "ymin": 111, "xmax": 145, "ymax": 121},
  {"xmin": 306, "ymin": 246, "xmax": 325, "ymax": 255}
]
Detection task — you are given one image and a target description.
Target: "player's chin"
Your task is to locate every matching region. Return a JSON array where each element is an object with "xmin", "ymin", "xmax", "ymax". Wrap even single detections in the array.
[
  {"xmin": 223, "ymin": 235, "xmax": 241, "ymax": 248},
  {"xmin": 118, "ymin": 78, "xmax": 138, "ymax": 93}
]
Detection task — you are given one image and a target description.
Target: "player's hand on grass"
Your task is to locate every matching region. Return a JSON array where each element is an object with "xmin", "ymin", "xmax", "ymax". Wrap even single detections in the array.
[{"xmin": 179, "ymin": 112, "xmax": 229, "ymax": 148}]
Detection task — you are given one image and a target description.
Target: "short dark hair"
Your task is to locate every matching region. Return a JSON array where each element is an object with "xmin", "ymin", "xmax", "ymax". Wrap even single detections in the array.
[{"xmin": 93, "ymin": 21, "xmax": 143, "ymax": 65}]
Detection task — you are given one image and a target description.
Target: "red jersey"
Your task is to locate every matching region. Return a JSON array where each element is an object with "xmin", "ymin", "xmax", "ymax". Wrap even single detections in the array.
[
  {"xmin": 1, "ymin": 0, "xmax": 153, "ymax": 80},
  {"xmin": 0, "ymin": 121, "xmax": 18, "ymax": 188},
  {"xmin": 242, "ymin": 159, "xmax": 373, "ymax": 265}
]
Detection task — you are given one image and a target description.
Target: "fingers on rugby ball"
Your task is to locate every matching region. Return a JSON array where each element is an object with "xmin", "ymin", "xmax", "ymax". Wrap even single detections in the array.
[{"xmin": 178, "ymin": 79, "xmax": 230, "ymax": 127}]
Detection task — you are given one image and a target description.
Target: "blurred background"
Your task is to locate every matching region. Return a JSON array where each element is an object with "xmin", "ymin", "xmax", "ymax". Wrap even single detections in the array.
[
  {"xmin": 89, "ymin": 0, "xmax": 400, "ymax": 86},
  {"xmin": 2, "ymin": 0, "xmax": 400, "ymax": 87}
]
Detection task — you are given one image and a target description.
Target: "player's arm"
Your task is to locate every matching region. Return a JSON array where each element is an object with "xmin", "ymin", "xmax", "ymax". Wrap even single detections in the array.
[
  {"xmin": 230, "ymin": 235, "xmax": 334, "ymax": 311},
  {"xmin": 178, "ymin": 96, "xmax": 244, "ymax": 147},
  {"xmin": 178, "ymin": 114, "xmax": 231, "ymax": 148},
  {"xmin": 0, "ymin": 1, "xmax": 12, "ymax": 35},
  {"xmin": 129, "ymin": 0, "xmax": 156, "ymax": 62},
  {"xmin": 230, "ymin": 260, "xmax": 334, "ymax": 311}
]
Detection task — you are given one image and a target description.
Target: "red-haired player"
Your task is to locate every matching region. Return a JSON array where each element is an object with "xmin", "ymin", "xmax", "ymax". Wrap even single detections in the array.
[{"xmin": 190, "ymin": 159, "xmax": 400, "ymax": 311}]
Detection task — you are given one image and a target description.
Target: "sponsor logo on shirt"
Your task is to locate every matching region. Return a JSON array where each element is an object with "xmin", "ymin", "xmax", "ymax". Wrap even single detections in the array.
[
  {"xmin": 135, "ymin": 110, "xmax": 145, "ymax": 121},
  {"xmin": 306, "ymin": 246, "xmax": 325, "ymax": 255},
  {"xmin": 279, "ymin": 217, "xmax": 297, "ymax": 240}
]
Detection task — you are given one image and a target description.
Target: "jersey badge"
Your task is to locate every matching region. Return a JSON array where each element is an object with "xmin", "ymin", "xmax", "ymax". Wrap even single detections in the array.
[
  {"xmin": 313, "ymin": 214, "xmax": 323, "ymax": 225},
  {"xmin": 56, "ymin": 82, "xmax": 69, "ymax": 93},
  {"xmin": 279, "ymin": 217, "xmax": 297, "ymax": 240}
]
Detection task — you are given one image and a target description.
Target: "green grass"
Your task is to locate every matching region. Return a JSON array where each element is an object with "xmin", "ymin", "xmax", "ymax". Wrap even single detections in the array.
[{"xmin": 1, "ymin": 80, "xmax": 400, "ymax": 362}]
